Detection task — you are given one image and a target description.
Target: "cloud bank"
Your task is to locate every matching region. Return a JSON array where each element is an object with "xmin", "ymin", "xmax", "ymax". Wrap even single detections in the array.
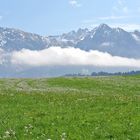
[
  {"xmin": 10, "ymin": 47, "xmax": 140, "ymax": 68},
  {"xmin": 0, "ymin": 48, "xmax": 10, "ymax": 65}
]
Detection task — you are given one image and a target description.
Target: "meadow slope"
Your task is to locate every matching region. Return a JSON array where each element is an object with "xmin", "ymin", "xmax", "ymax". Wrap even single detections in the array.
[{"xmin": 0, "ymin": 76, "xmax": 140, "ymax": 139}]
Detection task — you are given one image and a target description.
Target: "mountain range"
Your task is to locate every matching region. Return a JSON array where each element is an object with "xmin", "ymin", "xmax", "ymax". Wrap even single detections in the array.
[
  {"xmin": 0, "ymin": 24, "xmax": 140, "ymax": 58},
  {"xmin": 0, "ymin": 24, "xmax": 140, "ymax": 77}
]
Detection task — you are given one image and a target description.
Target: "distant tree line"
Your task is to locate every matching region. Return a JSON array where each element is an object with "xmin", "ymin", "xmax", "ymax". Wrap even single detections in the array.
[
  {"xmin": 64, "ymin": 71, "xmax": 140, "ymax": 77},
  {"xmin": 91, "ymin": 71, "xmax": 140, "ymax": 76}
]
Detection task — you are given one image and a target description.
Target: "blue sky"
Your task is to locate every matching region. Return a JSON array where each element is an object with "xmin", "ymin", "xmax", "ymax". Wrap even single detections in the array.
[{"xmin": 0, "ymin": 0, "xmax": 140, "ymax": 35}]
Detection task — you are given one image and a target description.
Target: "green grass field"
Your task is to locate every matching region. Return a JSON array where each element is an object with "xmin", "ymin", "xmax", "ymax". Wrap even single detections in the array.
[{"xmin": 0, "ymin": 76, "xmax": 140, "ymax": 140}]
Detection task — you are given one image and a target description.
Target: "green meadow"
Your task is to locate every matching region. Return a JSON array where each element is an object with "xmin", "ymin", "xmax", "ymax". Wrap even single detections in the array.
[{"xmin": 0, "ymin": 76, "xmax": 140, "ymax": 140}]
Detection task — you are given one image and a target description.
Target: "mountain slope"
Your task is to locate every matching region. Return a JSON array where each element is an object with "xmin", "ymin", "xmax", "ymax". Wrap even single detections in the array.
[
  {"xmin": 0, "ymin": 27, "xmax": 48, "ymax": 51},
  {"xmin": 76, "ymin": 24, "xmax": 140, "ymax": 58},
  {"xmin": 0, "ymin": 24, "xmax": 140, "ymax": 58}
]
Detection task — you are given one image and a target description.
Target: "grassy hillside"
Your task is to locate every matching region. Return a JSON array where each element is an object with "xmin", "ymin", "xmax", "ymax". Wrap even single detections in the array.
[{"xmin": 0, "ymin": 76, "xmax": 140, "ymax": 139}]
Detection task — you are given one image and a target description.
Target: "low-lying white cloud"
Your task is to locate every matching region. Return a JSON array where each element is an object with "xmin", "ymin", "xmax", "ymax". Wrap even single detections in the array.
[
  {"xmin": 11, "ymin": 47, "xmax": 140, "ymax": 68},
  {"xmin": 0, "ymin": 49, "xmax": 4, "ymax": 64},
  {"xmin": 0, "ymin": 48, "xmax": 10, "ymax": 65}
]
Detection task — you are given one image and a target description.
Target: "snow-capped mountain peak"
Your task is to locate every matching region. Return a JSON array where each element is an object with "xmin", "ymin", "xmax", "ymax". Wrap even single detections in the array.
[
  {"xmin": 98, "ymin": 23, "xmax": 112, "ymax": 30},
  {"xmin": 0, "ymin": 24, "xmax": 140, "ymax": 58}
]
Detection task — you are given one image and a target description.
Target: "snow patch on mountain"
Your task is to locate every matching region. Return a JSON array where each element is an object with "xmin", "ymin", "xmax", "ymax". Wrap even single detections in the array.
[
  {"xmin": 101, "ymin": 42, "xmax": 112, "ymax": 47},
  {"xmin": 132, "ymin": 33, "xmax": 140, "ymax": 42}
]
